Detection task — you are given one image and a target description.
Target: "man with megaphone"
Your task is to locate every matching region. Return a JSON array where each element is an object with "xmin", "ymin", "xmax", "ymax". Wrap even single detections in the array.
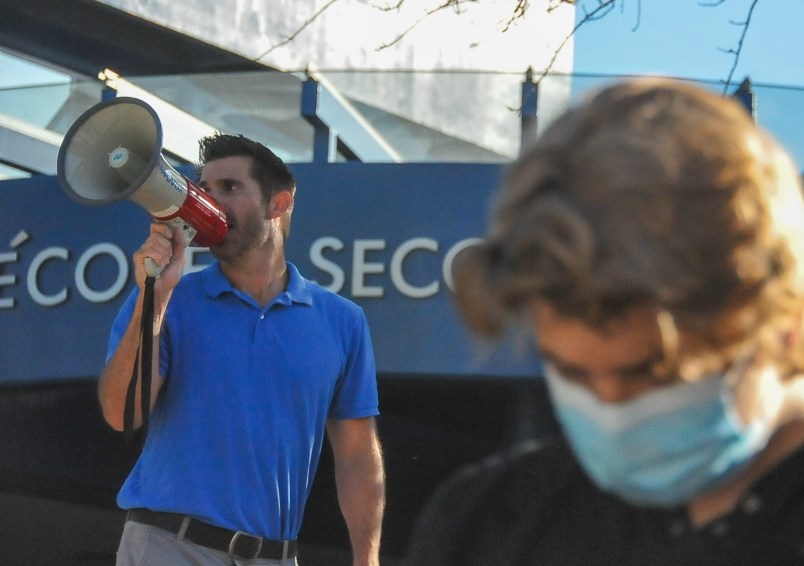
[{"xmin": 90, "ymin": 130, "xmax": 384, "ymax": 566}]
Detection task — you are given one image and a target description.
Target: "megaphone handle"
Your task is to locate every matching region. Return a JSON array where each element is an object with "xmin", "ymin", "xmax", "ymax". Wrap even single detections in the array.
[
  {"xmin": 144, "ymin": 257, "xmax": 163, "ymax": 278},
  {"xmin": 142, "ymin": 218, "xmax": 194, "ymax": 278}
]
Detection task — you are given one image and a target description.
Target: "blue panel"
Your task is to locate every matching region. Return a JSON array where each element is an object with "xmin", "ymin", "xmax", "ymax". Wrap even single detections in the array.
[
  {"xmin": 0, "ymin": 163, "xmax": 542, "ymax": 384},
  {"xmin": 0, "ymin": 176, "xmax": 149, "ymax": 383}
]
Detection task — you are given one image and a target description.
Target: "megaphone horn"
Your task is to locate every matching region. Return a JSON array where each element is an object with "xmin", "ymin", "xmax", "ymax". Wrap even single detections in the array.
[{"xmin": 57, "ymin": 97, "xmax": 228, "ymax": 276}]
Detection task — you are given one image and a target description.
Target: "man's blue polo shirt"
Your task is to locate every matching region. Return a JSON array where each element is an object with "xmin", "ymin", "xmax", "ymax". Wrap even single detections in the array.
[{"xmin": 107, "ymin": 261, "xmax": 379, "ymax": 540}]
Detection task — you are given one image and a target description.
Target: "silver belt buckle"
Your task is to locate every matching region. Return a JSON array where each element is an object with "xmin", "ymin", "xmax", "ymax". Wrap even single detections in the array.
[{"xmin": 228, "ymin": 530, "xmax": 263, "ymax": 560}]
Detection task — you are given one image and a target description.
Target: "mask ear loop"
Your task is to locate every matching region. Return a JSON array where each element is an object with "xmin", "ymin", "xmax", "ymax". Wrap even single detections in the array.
[
  {"xmin": 723, "ymin": 347, "xmax": 756, "ymax": 387},
  {"xmin": 655, "ymin": 310, "xmax": 680, "ymax": 382},
  {"xmin": 725, "ymin": 344, "xmax": 779, "ymax": 433}
]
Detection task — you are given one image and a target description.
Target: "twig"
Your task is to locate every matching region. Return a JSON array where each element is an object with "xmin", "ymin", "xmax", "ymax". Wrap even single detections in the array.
[
  {"xmin": 720, "ymin": 0, "xmax": 760, "ymax": 94},
  {"xmin": 254, "ymin": 0, "xmax": 340, "ymax": 61},
  {"xmin": 529, "ymin": 0, "xmax": 619, "ymax": 86},
  {"xmin": 375, "ymin": 0, "xmax": 465, "ymax": 51}
]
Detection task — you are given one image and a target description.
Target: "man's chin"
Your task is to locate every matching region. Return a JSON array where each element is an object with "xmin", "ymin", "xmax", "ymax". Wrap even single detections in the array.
[
  {"xmin": 208, "ymin": 240, "xmax": 241, "ymax": 262},
  {"xmin": 208, "ymin": 244, "xmax": 225, "ymax": 260}
]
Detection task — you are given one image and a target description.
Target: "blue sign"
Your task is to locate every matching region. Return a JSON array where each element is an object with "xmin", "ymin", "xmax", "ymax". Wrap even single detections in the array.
[{"xmin": 0, "ymin": 163, "xmax": 542, "ymax": 384}]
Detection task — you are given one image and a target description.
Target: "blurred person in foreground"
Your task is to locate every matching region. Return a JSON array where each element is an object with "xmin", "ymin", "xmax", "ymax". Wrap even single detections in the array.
[
  {"xmin": 406, "ymin": 78, "xmax": 804, "ymax": 565},
  {"xmin": 100, "ymin": 133, "xmax": 384, "ymax": 566}
]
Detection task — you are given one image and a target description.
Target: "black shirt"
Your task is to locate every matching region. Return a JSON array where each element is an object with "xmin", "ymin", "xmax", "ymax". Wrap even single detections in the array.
[{"xmin": 406, "ymin": 440, "xmax": 804, "ymax": 565}]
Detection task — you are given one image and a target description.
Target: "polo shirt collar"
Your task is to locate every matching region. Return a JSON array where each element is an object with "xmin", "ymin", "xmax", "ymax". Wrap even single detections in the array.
[
  {"xmin": 285, "ymin": 262, "xmax": 313, "ymax": 305},
  {"xmin": 201, "ymin": 260, "xmax": 313, "ymax": 306}
]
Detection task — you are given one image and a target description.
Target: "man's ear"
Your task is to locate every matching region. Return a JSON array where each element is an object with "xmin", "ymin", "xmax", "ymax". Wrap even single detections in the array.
[{"xmin": 267, "ymin": 190, "xmax": 293, "ymax": 219}]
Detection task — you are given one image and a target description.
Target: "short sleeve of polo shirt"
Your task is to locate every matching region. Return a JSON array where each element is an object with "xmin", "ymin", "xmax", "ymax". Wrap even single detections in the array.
[{"xmin": 328, "ymin": 306, "xmax": 378, "ymax": 420}]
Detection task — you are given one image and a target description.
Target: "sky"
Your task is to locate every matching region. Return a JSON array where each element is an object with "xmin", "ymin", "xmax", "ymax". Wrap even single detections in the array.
[
  {"xmin": 571, "ymin": 0, "xmax": 804, "ymax": 88},
  {"xmin": 568, "ymin": 0, "xmax": 804, "ymax": 168}
]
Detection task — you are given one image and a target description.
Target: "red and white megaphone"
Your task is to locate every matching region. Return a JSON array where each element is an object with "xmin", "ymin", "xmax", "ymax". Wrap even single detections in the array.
[{"xmin": 57, "ymin": 96, "xmax": 228, "ymax": 276}]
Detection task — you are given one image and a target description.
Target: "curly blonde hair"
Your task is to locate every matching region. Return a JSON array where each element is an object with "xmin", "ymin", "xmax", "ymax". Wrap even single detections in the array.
[{"xmin": 454, "ymin": 78, "xmax": 804, "ymax": 376}]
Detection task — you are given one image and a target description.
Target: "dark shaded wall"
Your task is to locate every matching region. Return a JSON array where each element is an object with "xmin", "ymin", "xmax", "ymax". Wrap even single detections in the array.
[{"xmin": 0, "ymin": 376, "xmax": 558, "ymax": 564}]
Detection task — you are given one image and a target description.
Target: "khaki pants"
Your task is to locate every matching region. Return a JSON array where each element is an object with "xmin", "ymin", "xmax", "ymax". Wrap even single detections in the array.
[{"xmin": 116, "ymin": 520, "xmax": 299, "ymax": 566}]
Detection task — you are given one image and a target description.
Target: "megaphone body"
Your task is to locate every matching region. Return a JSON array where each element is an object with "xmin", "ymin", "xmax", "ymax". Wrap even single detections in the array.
[{"xmin": 57, "ymin": 97, "xmax": 227, "ymax": 276}]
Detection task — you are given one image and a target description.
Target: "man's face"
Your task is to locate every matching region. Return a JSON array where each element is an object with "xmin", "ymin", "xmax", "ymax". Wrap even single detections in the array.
[
  {"xmin": 530, "ymin": 302, "xmax": 668, "ymax": 403},
  {"xmin": 198, "ymin": 155, "xmax": 273, "ymax": 260}
]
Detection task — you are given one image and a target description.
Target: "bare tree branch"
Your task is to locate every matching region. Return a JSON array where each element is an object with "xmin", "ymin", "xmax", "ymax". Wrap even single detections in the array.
[
  {"xmin": 631, "ymin": 0, "xmax": 641, "ymax": 32},
  {"xmin": 719, "ymin": 0, "xmax": 760, "ymax": 93},
  {"xmin": 500, "ymin": 0, "xmax": 531, "ymax": 33},
  {"xmin": 252, "ymin": 0, "xmax": 760, "ymax": 94},
  {"xmin": 529, "ymin": 0, "xmax": 618, "ymax": 85},
  {"xmin": 254, "ymin": 0, "xmax": 340, "ymax": 61},
  {"xmin": 374, "ymin": 0, "xmax": 471, "ymax": 51},
  {"xmin": 507, "ymin": 0, "xmax": 619, "ymax": 116}
]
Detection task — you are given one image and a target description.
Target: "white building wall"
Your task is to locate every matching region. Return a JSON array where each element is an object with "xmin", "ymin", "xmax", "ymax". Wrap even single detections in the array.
[{"xmin": 101, "ymin": 0, "xmax": 576, "ymax": 157}]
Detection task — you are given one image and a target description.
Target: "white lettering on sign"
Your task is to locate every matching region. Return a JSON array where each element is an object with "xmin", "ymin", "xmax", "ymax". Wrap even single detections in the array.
[
  {"xmin": 309, "ymin": 237, "xmax": 345, "ymax": 291},
  {"xmin": 74, "ymin": 243, "xmax": 129, "ymax": 303},
  {"xmin": 391, "ymin": 238, "xmax": 438, "ymax": 299},
  {"xmin": 352, "ymin": 239, "xmax": 386, "ymax": 298},
  {"xmin": 1, "ymin": 234, "xmax": 211, "ymax": 310},
  {"xmin": 0, "ymin": 251, "xmax": 18, "ymax": 309},
  {"xmin": 0, "ymin": 230, "xmax": 30, "ymax": 308},
  {"xmin": 309, "ymin": 236, "xmax": 483, "ymax": 298},
  {"xmin": 1, "ymin": 231, "xmax": 485, "ymax": 310},
  {"xmin": 442, "ymin": 237, "xmax": 484, "ymax": 291},
  {"xmin": 26, "ymin": 244, "xmax": 133, "ymax": 306},
  {"xmin": 28, "ymin": 246, "xmax": 70, "ymax": 306}
]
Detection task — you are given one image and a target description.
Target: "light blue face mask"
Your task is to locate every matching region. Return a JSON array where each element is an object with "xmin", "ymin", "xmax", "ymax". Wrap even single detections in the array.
[{"xmin": 543, "ymin": 362, "xmax": 772, "ymax": 507}]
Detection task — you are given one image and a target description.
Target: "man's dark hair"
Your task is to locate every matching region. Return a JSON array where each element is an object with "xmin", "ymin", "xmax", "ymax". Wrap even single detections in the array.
[{"xmin": 197, "ymin": 133, "xmax": 296, "ymax": 201}]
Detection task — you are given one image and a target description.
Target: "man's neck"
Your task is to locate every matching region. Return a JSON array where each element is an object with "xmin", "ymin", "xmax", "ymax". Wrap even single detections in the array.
[{"xmin": 221, "ymin": 249, "xmax": 289, "ymax": 307}]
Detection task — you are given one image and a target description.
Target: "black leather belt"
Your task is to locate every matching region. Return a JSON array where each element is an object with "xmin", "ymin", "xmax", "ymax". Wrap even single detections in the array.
[{"xmin": 127, "ymin": 508, "xmax": 298, "ymax": 561}]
